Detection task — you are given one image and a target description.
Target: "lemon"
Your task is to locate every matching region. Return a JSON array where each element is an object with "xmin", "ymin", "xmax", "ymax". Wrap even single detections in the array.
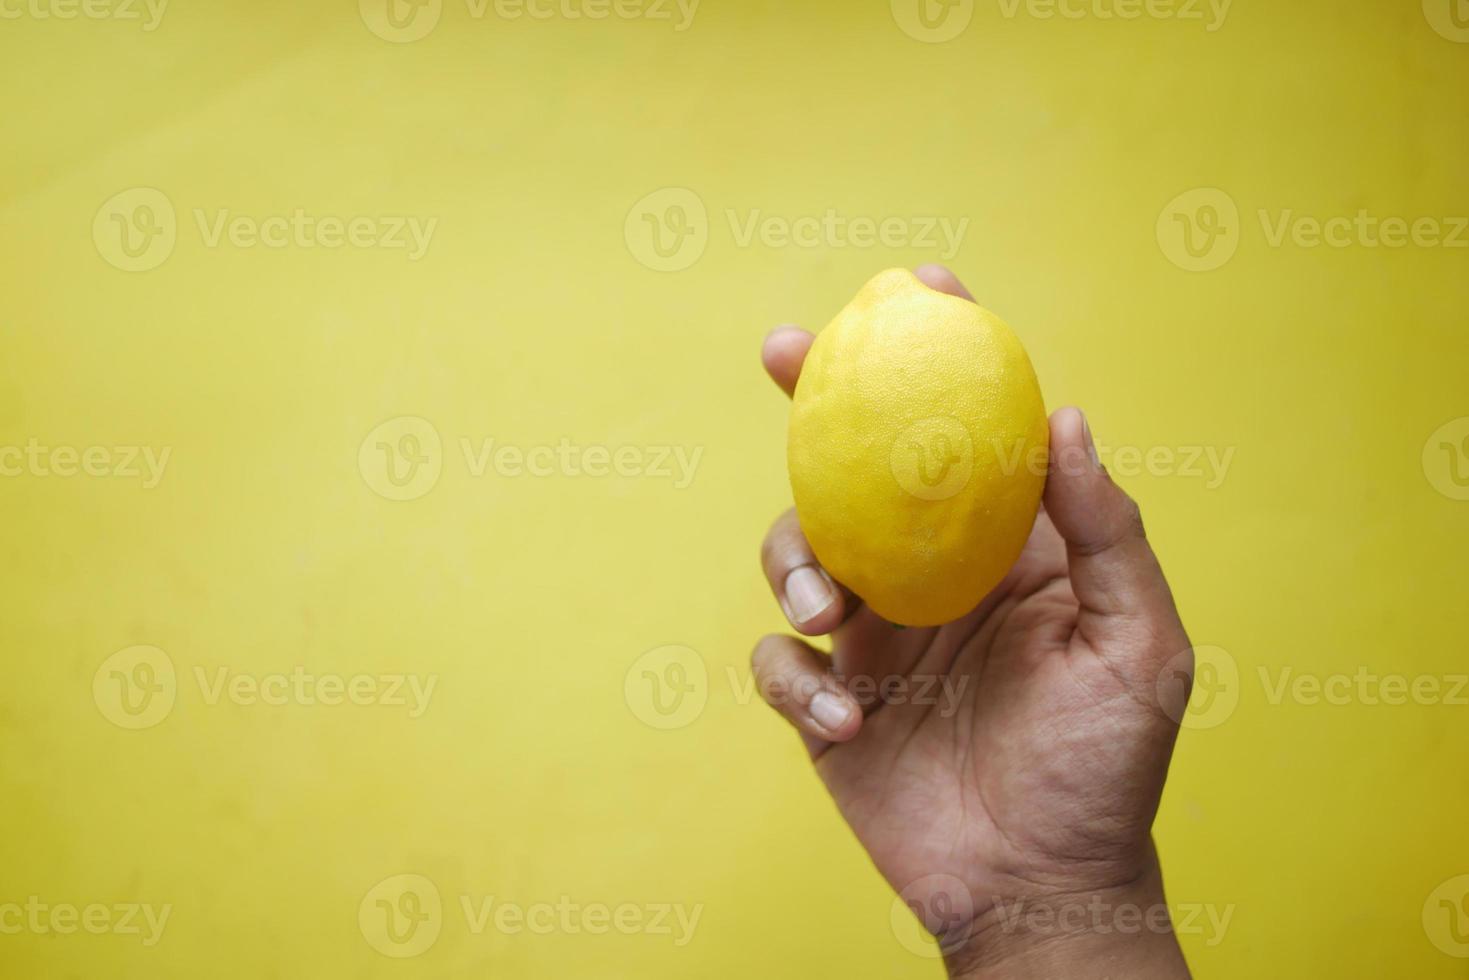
[{"xmin": 787, "ymin": 269, "xmax": 1048, "ymax": 627}]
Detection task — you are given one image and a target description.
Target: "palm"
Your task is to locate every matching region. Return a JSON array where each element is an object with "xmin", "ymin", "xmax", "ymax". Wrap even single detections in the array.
[{"xmin": 813, "ymin": 509, "xmax": 1176, "ymax": 934}]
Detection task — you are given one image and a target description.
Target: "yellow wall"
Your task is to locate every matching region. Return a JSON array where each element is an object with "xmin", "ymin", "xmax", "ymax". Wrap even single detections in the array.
[{"xmin": 2, "ymin": 1, "xmax": 1467, "ymax": 976}]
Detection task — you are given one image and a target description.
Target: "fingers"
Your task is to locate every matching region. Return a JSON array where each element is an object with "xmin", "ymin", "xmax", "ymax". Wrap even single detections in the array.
[
  {"xmin": 761, "ymin": 326, "xmax": 814, "ymax": 397},
  {"xmin": 762, "ymin": 266, "xmax": 971, "ymax": 398},
  {"xmin": 915, "ymin": 263, "xmax": 975, "ymax": 301},
  {"xmin": 751, "ymin": 634, "xmax": 863, "ymax": 748},
  {"xmin": 1042, "ymin": 407, "xmax": 1182, "ymax": 633},
  {"xmin": 761, "ymin": 508, "xmax": 847, "ymax": 636}
]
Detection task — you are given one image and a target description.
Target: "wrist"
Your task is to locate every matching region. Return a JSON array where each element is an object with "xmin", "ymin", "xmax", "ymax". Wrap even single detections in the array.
[{"xmin": 942, "ymin": 858, "xmax": 1191, "ymax": 980}]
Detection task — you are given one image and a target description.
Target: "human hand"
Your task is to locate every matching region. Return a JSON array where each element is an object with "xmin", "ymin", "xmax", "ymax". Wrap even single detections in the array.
[{"xmin": 754, "ymin": 266, "xmax": 1193, "ymax": 978}]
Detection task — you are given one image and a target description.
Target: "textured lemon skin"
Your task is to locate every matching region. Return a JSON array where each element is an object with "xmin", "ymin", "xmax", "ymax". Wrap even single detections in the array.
[{"xmin": 787, "ymin": 269, "xmax": 1048, "ymax": 627}]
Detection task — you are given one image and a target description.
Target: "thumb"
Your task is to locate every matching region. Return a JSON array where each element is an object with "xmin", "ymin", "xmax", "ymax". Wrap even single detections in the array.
[{"xmin": 1042, "ymin": 407, "xmax": 1183, "ymax": 639}]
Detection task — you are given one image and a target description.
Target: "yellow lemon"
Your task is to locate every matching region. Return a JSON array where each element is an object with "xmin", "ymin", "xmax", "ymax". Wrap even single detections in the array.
[{"xmin": 788, "ymin": 269, "xmax": 1049, "ymax": 627}]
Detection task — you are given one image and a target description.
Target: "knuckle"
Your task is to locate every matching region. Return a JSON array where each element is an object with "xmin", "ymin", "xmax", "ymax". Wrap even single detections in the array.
[
  {"xmin": 1118, "ymin": 494, "xmax": 1146, "ymax": 539},
  {"xmin": 759, "ymin": 511, "xmax": 798, "ymax": 568},
  {"xmin": 759, "ymin": 524, "xmax": 780, "ymax": 567},
  {"xmin": 760, "ymin": 515, "xmax": 808, "ymax": 573},
  {"xmin": 750, "ymin": 634, "xmax": 784, "ymax": 673}
]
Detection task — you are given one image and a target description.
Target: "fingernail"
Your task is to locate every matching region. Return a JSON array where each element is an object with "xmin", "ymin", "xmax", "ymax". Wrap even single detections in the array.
[
  {"xmin": 784, "ymin": 566, "xmax": 836, "ymax": 624},
  {"xmin": 809, "ymin": 691, "xmax": 852, "ymax": 733},
  {"xmin": 1079, "ymin": 409, "xmax": 1100, "ymax": 469}
]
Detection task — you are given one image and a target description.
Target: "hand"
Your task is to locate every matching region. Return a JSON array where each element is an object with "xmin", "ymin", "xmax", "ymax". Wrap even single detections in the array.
[{"xmin": 753, "ymin": 266, "xmax": 1194, "ymax": 978}]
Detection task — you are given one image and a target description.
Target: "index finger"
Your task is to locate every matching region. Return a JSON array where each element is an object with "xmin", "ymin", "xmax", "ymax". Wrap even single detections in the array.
[{"xmin": 761, "ymin": 325, "xmax": 813, "ymax": 398}]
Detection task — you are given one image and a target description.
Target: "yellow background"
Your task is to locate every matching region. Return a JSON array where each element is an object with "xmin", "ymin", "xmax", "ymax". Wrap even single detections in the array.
[{"xmin": 3, "ymin": 0, "xmax": 1468, "ymax": 976}]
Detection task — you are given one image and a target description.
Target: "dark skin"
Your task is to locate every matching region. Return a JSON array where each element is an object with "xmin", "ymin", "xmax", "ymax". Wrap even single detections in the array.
[{"xmin": 753, "ymin": 265, "xmax": 1194, "ymax": 978}]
